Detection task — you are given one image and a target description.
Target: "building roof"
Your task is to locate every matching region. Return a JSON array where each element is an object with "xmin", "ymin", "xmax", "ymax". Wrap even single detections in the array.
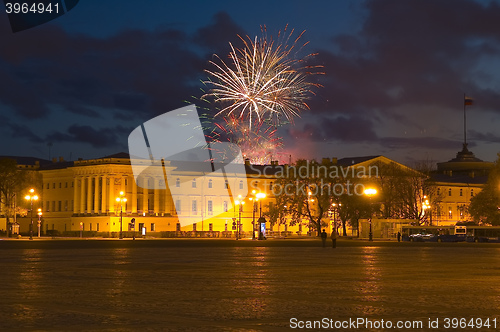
[
  {"xmin": 337, "ymin": 156, "xmax": 382, "ymax": 167},
  {"xmin": 437, "ymin": 144, "xmax": 493, "ymax": 174},
  {"xmin": 40, "ymin": 160, "xmax": 75, "ymax": 170},
  {"xmin": 101, "ymin": 152, "xmax": 130, "ymax": 159}
]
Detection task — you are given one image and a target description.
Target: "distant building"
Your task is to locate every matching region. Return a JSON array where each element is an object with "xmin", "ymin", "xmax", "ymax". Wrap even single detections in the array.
[{"xmin": 431, "ymin": 144, "xmax": 493, "ymax": 226}]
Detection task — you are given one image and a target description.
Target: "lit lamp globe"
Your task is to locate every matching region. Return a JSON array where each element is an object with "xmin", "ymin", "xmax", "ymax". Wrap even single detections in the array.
[{"xmin": 364, "ymin": 188, "xmax": 377, "ymax": 197}]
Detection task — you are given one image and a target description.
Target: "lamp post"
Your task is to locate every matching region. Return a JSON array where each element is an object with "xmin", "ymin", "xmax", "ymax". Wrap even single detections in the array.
[
  {"xmin": 250, "ymin": 190, "xmax": 256, "ymax": 240},
  {"xmin": 307, "ymin": 190, "xmax": 315, "ymax": 235},
  {"xmin": 331, "ymin": 203, "xmax": 341, "ymax": 235},
  {"xmin": 116, "ymin": 191, "xmax": 127, "ymax": 239},
  {"xmin": 363, "ymin": 188, "xmax": 377, "ymax": 241},
  {"xmin": 37, "ymin": 208, "xmax": 42, "ymax": 237},
  {"xmin": 256, "ymin": 192, "xmax": 266, "ymax": 217},
  {"xmin": 24, "ymin": 189, "xmax": 38, "ymax": 240},
  {"xmin": 235, "ymin": 197, "xmax": 244, "ymax": 240},
  {"xmin": 422, "ymin": 195, "xmax": 431, "ymax": 225},
  {"xmin": 256, "ymin": 192, "xmax": 266, "ymax": 240}
]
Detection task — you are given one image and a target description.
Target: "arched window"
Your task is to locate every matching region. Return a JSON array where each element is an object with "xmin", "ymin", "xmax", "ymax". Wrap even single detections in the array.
[
  {"xmin": 239, "ymin": 180, "xmax": 243, "ymax": 190},
  {"xmin": 459, "ymin": 189, "xmax": 463, "ymax": 196},
  {"xmin": 192, "ymin": 179, "xmax": 197, "ymax": 188},
  {"xmin": 448, "ymin": 188, "xmax": 452, "ymax": 196},
  {"xmin": 175, "ymin": 178, "xmax": 180, "ymax": 187},
  {"xmin": 471, "ymin": 189, "xmax": 474, "ymax": 197},
  {"xmin": 208, "ymin": 179, "xmax": 212, "ymax": 188},
  {"xmin": 224, "ymin": 180, "xmax": 229, "ymax": 189}
]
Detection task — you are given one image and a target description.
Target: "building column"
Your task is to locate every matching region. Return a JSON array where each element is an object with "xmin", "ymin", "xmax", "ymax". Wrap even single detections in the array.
[
  {"xmin": 132, "ymin": 176, "xmax": 137, "ymax": 214},
  {"xmin": 154, "ymin": 177, "xmax": 160, "ymax": 215},
  {"xmin": 87, "ymin": 176, "xmax": 93, "ymax": 214},
  {"xmin": 142, "ymin": 177, "xmax": 149, "ymax": 215},
  {"xmin": 109, "ymin": 176, "xmax": 115, "ymax": 214},
  {"xmin": 73, "ymin": 176, "xmax": 79, "ymax": 214},
  {"xmin": 94, "ymin": 176, "xmax": 100, "ymax": 214},
  {"xmin": 101, "ymin": 176, "xmax": 107, "ymax": 214},
  {"xmin": 80, "ymin": 177, "xmax": 85, "ymax": 214}
]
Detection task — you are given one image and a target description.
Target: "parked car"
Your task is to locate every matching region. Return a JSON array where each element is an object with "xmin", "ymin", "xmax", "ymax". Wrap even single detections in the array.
[{"xmin": 408, "ymin": 233, "xmax": 437, "ymax": 242}]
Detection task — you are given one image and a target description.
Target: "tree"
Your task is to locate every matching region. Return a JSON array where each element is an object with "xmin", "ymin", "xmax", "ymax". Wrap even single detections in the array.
[
  {"xmin": 468, "ymin": 154, "xmax": 500, "ymax": 225},
  {"xmin": 264, "ymin": 199, "xmax": 287, "ymax": 236},
  {"xmin": 274, "ymin": 159, "xmax": 335, "ymax": 236},
  {"xmin": 0, "ymin": 158, "xmax": 35, "ymax": 236},
  {"xmin": 336, "ymin": 193, "xmax": 372, "ymax": 237},
  {"xmin": 373, "ymin": 161, "xmax": 438, "ymax": 225}
]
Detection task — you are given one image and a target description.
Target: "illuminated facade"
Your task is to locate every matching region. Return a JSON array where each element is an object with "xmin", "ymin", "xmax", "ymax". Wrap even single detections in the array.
[
  {"xmin": 1, "ymin": 147, "xmax": 494, "ymax": 237},
  {"xmin": 431, "ymin": 144, "xmax": 493, "ymax": 226},
  {"xmin": 40, "ymin": 153, "xmax": 257, "ymax": 235}
]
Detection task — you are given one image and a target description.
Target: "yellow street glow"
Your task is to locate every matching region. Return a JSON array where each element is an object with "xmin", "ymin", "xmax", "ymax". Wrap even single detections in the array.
[{"xmin": 364, "ymin": 188, "xmax": 377, "ymax": 196}]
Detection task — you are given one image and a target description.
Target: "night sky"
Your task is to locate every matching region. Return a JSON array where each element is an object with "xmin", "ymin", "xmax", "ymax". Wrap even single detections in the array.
[{"xmin": 1, "ymin": 0, "xmax": 500, "ymax": 166}]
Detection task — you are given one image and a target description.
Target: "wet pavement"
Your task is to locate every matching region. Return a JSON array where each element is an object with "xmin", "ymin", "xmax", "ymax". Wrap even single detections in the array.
[{"xmin": 1, "ymin": 240, "xmax": 500, "ymax": 331}]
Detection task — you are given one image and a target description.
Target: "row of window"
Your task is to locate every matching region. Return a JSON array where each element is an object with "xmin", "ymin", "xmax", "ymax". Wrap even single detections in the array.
[
  {"xmin": 175, "ymin": 222, "xmax": 213, "ymax": 232},
  {"xmin": 174, "ymin": 199, "xmax": 228, "ymax": 215},
  {"xmin": 437, "ymin": 188, "xmax": 475, "ymax": 197},
  {"xmin": 73, "ymin": 222, "xmax": 156, "ymax": 232},
  {"xmin": 44, "ymin": 179, "xmax": 273, "ymax": 192},
  {"xmin": 178, "ymin": 178, "xmax": 274, "ymax": 190},
  {"xmin": 174, "ymin": 222, "xmax": 295, "ymax": 232},
  {"xmin": 46, "ymin": 182, "xmax": 73, "ymax": 189},
  {"xmin": 45, "ymin": 200, "xmax": 73, "ymax": 212}
]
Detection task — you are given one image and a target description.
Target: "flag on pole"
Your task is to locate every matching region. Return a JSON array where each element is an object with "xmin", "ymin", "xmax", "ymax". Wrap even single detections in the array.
[{"xmin": 464, "ymin": 96, "xmax": 473, "ymax": 106}]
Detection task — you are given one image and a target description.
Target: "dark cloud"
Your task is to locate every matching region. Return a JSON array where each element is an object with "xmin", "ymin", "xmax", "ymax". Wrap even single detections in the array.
[
  {"xmin": 379, "ymin": 136, "xmax": 464, "ymax": 150},
  {"xmin": 46, "ymin": 125, "xmax": 132, "ymax": 149},
  {"xmin": 287, "ymin": 114, "xmax": 461, "ymax": 151},
  {"xmin": 308, "ymin": 0, "xmax": 500, "ymax": 117},
  {"xmin": 0, "ymin": 10, "xmax": 251, "ymax": 154},
  {"xmin": 0, "ymin": 11, "xmax": 246, "ymax": 124},
  {"xmin": 288, "ymin": 115, "xmax": 377, "ymax": 143},
  {"xmin": 113, "ymin": 92, "xmax": 149, "ymax": 111},
  {"xmin": 469, "ymin": 130, "xmax": 500, "ymax": 143},
  {"xmin": 0, "ymin": 115, "xmax": 43, "ymax": 143},
  {"xmin": 193, "ymin": 11, "xmax": 247, "ymax": 55}
]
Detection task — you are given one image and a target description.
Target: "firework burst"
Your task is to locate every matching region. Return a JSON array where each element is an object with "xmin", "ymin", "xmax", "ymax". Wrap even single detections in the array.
[
  {"xmin": 206, "ymin": 114, "xmax": 283, "ymax": 164},
  {"xmin": 203, "ymin": 25, "xmax": 322, "ymax": 129}
]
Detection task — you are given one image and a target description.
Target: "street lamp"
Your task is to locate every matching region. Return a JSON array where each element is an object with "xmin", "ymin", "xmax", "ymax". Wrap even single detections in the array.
[
  {"xmin": 307, "ymin": 190, "xmax": 315, "ymax": 235},
  {"xmin": 116, "ymin": 191, "xmax": 127, "ymax": 239},
  {"xmin": 256, "ymin": 192, "xmax": 266, "ymax": 217},
  {"xmin": 363, "ymin": 188, "xmax": 377, "ymax": 241},
  {"xmin": 422, "ymin": 195, "xmax": 431, "ymax": 225},
  {"xmin": 234, "ymin": 197, "xmax": 244, "ymax": 240},
  {"xmin": 250, "ymin": 190, "xmax": 256, "ymax": 240},
  {"xmin": 331, "ymin": 203, "xmax": 341, "ymax": 235},
  {"xmin": 24, "ymin": 189, "xmax": 38, "ymax": 240},
  {"xmin": 37, "ymin": 208, "xmax": 42, "ymax": 237},
  {"xmin": 256, "ymin": 192, "xmax": 266, "ymax": 240}
]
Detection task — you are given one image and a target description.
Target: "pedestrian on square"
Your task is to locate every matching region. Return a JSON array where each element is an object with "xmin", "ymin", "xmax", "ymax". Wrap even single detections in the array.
[
  {"xmin": 397, "ymin": 231, "xmax": 401, "ymax": 242},
  {"xmin": 331, "ymin": 230, "xmax": 337, "ymax": 248},
  {"xmin": 321, "ymin": 229, "xmax": 327, "ymax": 247}
]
